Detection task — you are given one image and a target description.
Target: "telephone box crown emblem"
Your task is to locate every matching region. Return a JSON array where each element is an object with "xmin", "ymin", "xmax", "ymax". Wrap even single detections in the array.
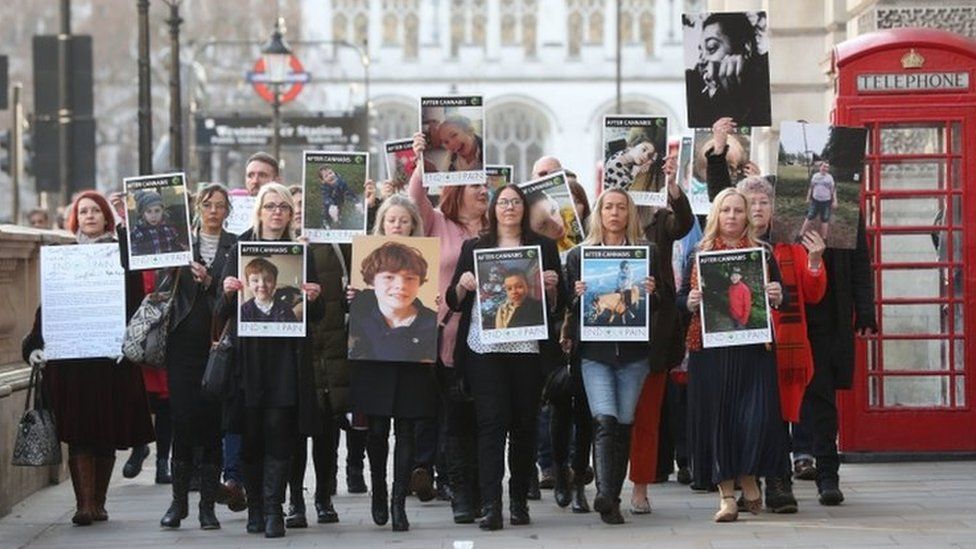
[{"xmin": 901, "ymin": 49, "xmax": 924, "ymax": 70}]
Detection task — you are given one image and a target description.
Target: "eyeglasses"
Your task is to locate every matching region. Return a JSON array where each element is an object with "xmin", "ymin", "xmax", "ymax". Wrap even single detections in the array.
[
  {"xmin": 261, "ymin": 203, "xmax": 293, "ymax": 213},
  {"xmin": 496, "ymin": 198, "xmax": 523, "ymax": 209}
]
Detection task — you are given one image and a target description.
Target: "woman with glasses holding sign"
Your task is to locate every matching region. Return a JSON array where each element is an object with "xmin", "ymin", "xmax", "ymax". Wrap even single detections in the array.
[
  {"xmin": 446, "ymin": 184, "xmax": 567, "ymax": 531},
  {"xmin": 560, "ymin": 188, "xmax": 658, "ymax": 525},
  {"xmin": 677, "ymin": 187, "xmax": 787, "ymax": 523},
  {"xmin": 216, "ymin": 183, "xmax": 325, "ymax": 538}
]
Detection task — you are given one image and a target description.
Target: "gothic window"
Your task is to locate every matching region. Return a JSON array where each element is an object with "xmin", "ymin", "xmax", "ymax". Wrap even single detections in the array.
[
  {"xmin": 566, "ymin": 0, "xmax": 605, "ymax": 57},
  {"xmin": 487, "ymin": 102, "xmax": 552, "ymax": 182},
  {"xmin": 620, "ymin": 0, "xmax": 655, "ymax": 57},
  {"xmin": 500, "ymin": 0, "xmax": 538, "ymax": 57},
  {"xmin": 331, "ymin": 0, "xmax": 368, "ymax": 44},
  {"xmin": 451, "ymin": 0, "xmax": 487, "ymax": 57},
  {"xmin": 373, "ymin": 101, "xmax": 418, "ymax": 179},
  {"xmin": 380, "ymin": 1, "xmax": 421, "ymax": 58}
]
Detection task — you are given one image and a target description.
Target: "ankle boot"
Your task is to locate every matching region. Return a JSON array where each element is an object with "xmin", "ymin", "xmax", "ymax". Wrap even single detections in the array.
[
  {"xmin": 509, "ymin": 492, "xmax": 530, "ymax": 526},
  {"xmin": 314, "ymin": 486, "xmax": 339, "ymax": 523},
  {"xmin": 570, "ymin": 476, "xmax": 590, "ymax": 513},
  {"xmin": 160, "ymin": 460, "xmax": 192, "ymax": 528},
  {"xmin": 285, "ymin": 453, "xmax": 307, "ymax": 528},
  {"xmin": 263, "ymin": 457, "xmax": 290, "ymax": 538},
  {"xmin": 478, "ymin": 499, "xmax": 503, "ymax": 531},
  {"xmin": 591, "ymin": 415, "xmax": 617, "ymax": 516},
  {"xmin": 371, "ymin": 479, "xmax": 389, "ymax": 526},
  {"xmin": 69, "ymin": 454, "xmax": 97, "ymax": 526},
  {"xmin": 244, "ymin": 463, "xmax": 265, "ymax": 534},
  {"xmin": 93, "ymin": 455, "xmax": 115, "ymax": 521},
  {"xmin": 156, "ymin": 458, "xmax": 173, "ymax": 484},
  {"xmin": 122, "ymin": 445, "xmax": 149, "ymax": 479},
  {"xmin": 198, "ymin": 464, "xmax": 221, "ymax": 530},
  {"xmin": 553, "ymin": 464, "xmax": 571, "ymax": 508}
]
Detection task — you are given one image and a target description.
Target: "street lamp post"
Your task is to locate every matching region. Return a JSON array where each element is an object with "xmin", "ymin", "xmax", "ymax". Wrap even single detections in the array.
[
  {"xmin": 165, "ymin": 0, "xmax": 183, "ymax": 170},
  {"xmin": 261, "ymin": 17, "xmax": 292, "ymax": 162}
]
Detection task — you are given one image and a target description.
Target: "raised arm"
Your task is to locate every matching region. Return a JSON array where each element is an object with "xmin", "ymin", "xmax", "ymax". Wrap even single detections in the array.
[{"xmin": 408, "ymin": 132, "xmax": 438, "ymax": 236}]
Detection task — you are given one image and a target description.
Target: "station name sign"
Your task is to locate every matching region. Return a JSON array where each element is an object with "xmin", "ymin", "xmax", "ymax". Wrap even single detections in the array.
[{"xmin": 857, "ymin": 72, "xmax": 970, "ymax": 93}]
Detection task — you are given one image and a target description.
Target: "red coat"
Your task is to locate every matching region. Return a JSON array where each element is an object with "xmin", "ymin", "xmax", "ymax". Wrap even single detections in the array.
[
  {"xmin": 728, "ymin": 281, "xmax": 752, "ymax": 326},
  {"xmin": 771, "ymin": 243, "xmax": 826, "ymax": 422}
]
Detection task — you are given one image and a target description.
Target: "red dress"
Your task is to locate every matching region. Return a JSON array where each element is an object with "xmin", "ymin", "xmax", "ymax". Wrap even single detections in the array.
[{"xmin": 139, "ymin": 270, "xmax": 169, "ymax": 399}]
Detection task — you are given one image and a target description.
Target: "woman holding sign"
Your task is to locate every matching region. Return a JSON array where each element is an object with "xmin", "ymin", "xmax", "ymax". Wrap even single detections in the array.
[
  {"xmin": 446, "ymin": 184, "xmax": 566, "ymax": 531},
  {"xmin": 409, "ymin": 132, "xmax": 489, "ymax": 524},
  {"xmin": 22, "ymin": 191, "xmax": 155, "ymax": 526},
  {"xmin": 216, "ymin": 183, "xmax": 325, "ymax": 538},
  {"xmin": 347, "ymin": 195, "xmax": 438, "ymax": 532},
  {"xmin": 158, "ymin": 183, "xmax": 237, "ymax": 530},
  {"xmin": 561, "ymin": 188, "xmax": 657, "ymax": 525},
  {"xmin": 677, "ymin": 187, "xmax": 787, "ymax": 523}
]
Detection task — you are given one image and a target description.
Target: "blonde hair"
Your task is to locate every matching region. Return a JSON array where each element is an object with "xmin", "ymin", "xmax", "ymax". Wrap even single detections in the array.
[
  {"xmin": 583, "ymin": 188, "xmax": 643, "ymax": 246},
  {"xmin": 252, "ymin": 182, "xmax": 296, "ymax": 240},
  {"xmin": 372, "ymin": 194, "xmax": 425, "ymax": 236},
  {"xmin": 699, "ymin": 187, "xmax": 759, "ymax": 251}
]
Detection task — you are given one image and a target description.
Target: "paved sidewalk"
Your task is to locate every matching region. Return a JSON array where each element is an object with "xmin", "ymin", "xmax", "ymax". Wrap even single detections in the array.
[{"xmin": 2, "ymin": 455, "xmax": 974, "ymax": 549}]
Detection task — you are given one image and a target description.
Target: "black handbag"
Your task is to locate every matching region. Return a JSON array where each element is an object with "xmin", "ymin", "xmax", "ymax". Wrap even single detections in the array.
[
  {"xmin": 541, "ymin": 361, "xmax": 575, "ymax": 406},
  {"xmin": 12, "ymin": 363, "xmax": 62, "ymax": 466},
  {"xmin": 200, "ymin": 321, "xmax": 234, "ymax": 402}
]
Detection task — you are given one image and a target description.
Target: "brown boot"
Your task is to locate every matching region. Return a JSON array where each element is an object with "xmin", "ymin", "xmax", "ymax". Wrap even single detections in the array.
[
  {"xmin": 69, "ymin": 454, "xmax": 97, "ymax": 526},
  {"xmin": 94, "ymin": 455, "xmax": 115, "ymax": 521}
]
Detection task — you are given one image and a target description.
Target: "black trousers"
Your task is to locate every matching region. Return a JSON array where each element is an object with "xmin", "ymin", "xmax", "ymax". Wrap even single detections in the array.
[
  {"xmin": 441, "ymin": 369, "xmax": 480, "ymax": 505},
  {"xmin": 243, "ymin": 407, "xmax": 297, "ymax": 465},
  {"xmin": 795, "ymin": 337, "xmax": 839, "ymax": 467},
  {"xmin": 290, "ymin": 411, "xmax": 339, "ymax": 504},
  {"xmin": 664, "ymin": 376, "xmax": 688, "ymax": 469},
  {"xmin": 465, "ymin": 352, "xmax": 542, "ymax": 504}
]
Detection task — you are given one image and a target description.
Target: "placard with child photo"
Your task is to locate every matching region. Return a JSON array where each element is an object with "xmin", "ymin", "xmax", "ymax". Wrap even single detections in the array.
[
  {"xmin": 696, "ymin": 246, "xmax": 771, "ymax": 348},
  {"xmin": 123, "ymin": 172, "xmax": 193, "ymax": 270},
  {"xmin": 473, "ymin": 245, "xmax": 548, "ymax": 344},
  {"xmin": 302, "ymin": 151, "xmax": 369, "ymax": 243},
  {"xmin": 348, "ymin": 235, "xmax": 441, "ymax": 363},
  {"xmin": 602, "ymin": 116, "xmax": 669, "ymax": 207},
  {"xmin": 238, "ymin": 242, "xmax": 307, "ymax": 337},
  {"xmin": 420, "ymin": 95, "xmax": 486, "ymax": 187}
]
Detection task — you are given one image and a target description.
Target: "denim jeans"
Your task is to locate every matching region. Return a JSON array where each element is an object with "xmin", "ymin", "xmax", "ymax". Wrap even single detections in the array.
[
  {"xmin": 223, "ymin": 433, "xmax": 243, "ymax": 483},
  {"xmin": 581, "ymin": 358, "xmax": 650, "ymax": 424}
]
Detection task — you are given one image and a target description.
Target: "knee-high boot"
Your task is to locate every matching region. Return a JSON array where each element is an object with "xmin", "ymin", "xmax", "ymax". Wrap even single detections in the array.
[
  {"xmin": 160, "ymin": 460, "xmax": 192, "ymax": 528},
  {"xmin": 606, "ymin": 423, "xmax": 632, "ymax": 525},
  {"xmin": 243, "ymin": 461, "xmax": 264, "ymax": 534},
  {"xmin": 366, "ymin": 423, "xmax": 389, "ymax": 527},
  {"xmin": 93, "ymin": 454, "xmax": 115, "ymax": 521},
  {"xmin": 263, "ymin": 457, "xmax": 291, "ymax": 538},
  {"xmin": 592, "ymin": 415, "xmax": 622, "ymax": 524},
  {"xmin": 285, "ymin": 438, "xmax": 308, "ymax": 528},
  {"xmin": 68, "ymin": 453, "xmax": 97, "ymax": 526},
  {"xmin": 198, "ymin": 464, "xmax": 222, "ymax": 530},
  {"xmin": 391, "ymin": 419, "xmax": 415, "ymax": 532}
]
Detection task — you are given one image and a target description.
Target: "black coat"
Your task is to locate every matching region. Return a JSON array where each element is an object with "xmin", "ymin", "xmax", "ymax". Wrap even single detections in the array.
[
  {"xmin": 445, "ymin": 233, "xmax": 567, "ymax": 377},
  {"xmin": 308, "ymin": 243, "xmax": 353, "ymax": 414},
  {"xmin": 350, "ymin": 358, "xmax": 438, "ymax": 419},
  {"xmin": 161, "ymin": 230, "xmax": 237, "ymax": 440},
  {"xmin": 215, "ymin": 228, "xmax": 325, "ymax": 436}
]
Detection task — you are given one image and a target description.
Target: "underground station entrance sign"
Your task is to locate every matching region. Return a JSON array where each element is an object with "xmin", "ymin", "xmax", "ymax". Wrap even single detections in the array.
[{"xmin": 194, "ymin": 110, "xmax": 366, "ymax": 150}]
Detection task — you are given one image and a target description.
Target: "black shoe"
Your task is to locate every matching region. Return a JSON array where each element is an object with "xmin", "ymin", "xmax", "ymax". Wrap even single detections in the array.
[
  {"xmin": 264, "ymin": 510, "xmax": 285, "ymax": 538},
  {"xmin": 410, "ymin": 467, "xmax": 436, "ymax": 502},
  {"xmin": 451, "ymin": 486, "xmax": 476, "ymax": 524},
  {"xmin": 765, "ymin": 476, "xmax": 798, "ymax": 514},
  {"xmin": 246, "ymin": 507, "xmax": 265, "ymax": 534},
  {"xmin": 539, "ymin": 467, "xmax": 555, "ymax": 490},
  {"xmin": 600, "ymin": 502, "xmax": 625, "ymax": 525},
  {"xmin": 314, "ymin": 488, "xmax": 339, "ymax": 524},
  {"xmin": 553, "ymin": 465, "xmax": 571, "ymax": 508},
  {"xmin": 510, "ymin": 497, "xmax": 531, "ymax": 526},
  {"xmin": 817, "ymin": 477, "xmax": 845, "ymax": 506},
  {"xmin": 526, "ymin": 471, "xmax": 541, "ymax": 501},
  {"xmin": 478, "ymin": 501, "xmax": 503, "ymax": 531},
  {"xmin": 123, "ymin": 445, "xmax": 149, "ymax": 479},
  {"xmin": 391, "ymin": 495, "xmax": 409, "ymax": 532},
  {"xmin": 244, "ymin": 463, "xmax": 264, "ymax": 533},
  {"xmin": 156, "ymin": 458, "xmax": 172, "ymax": 485},
  {"xmin": 570, "ymin": 479, "xmax": 590, "ymax": 513},
  {"xmin": 285, "ymin": 502, "xmax": 308, "ymax": 528},
  {"xmin": 197, "ymin": 464, "xmax": 221, "ymax": 530},
  {"xmin": 160, "ymin": 460, "xmax": 191, "ymax": 528},
  {"xmin": 436, "ymin": 479, "xmax": 453, "ymax": 502},
  {"xmin": 371, "ymin": 481, "xmax": 389, "ymax": 526},
  {"xmin": 346, "ymin": 467, "xmax": 368, "ymax": 494},
  {"xmin": 794, "ymin": 458, "xmax": 817, "ymax": 481},
  {"xmin": 676, "ymin": 467, "xmax": 692, "ymax": 485}
]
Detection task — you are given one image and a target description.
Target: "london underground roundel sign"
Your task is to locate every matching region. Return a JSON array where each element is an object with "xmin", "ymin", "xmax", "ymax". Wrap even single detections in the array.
[{"xmin": 248, "ymin": 55, "xmax": 310, "ymax": 105}]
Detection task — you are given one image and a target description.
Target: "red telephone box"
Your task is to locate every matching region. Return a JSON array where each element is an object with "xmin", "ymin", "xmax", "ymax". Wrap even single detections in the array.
[{"xmin": 832, "ymin": 28, "xmax": 976, "ymax": 453}]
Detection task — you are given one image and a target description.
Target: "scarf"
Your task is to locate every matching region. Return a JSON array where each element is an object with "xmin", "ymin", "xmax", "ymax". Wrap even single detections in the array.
[
  {"xmin": 685, "ymin": 235, "xmax": 752, "ymax": 352},
  {"xmin": 75, "ymin": 231, "xmax": 116, "ymax": 245}
]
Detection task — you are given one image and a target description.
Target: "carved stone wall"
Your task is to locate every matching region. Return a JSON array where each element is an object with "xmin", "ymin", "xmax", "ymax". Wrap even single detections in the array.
[{"xmin": 870, "ymin": 6, "xmax": 976, "ymax": 39}]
